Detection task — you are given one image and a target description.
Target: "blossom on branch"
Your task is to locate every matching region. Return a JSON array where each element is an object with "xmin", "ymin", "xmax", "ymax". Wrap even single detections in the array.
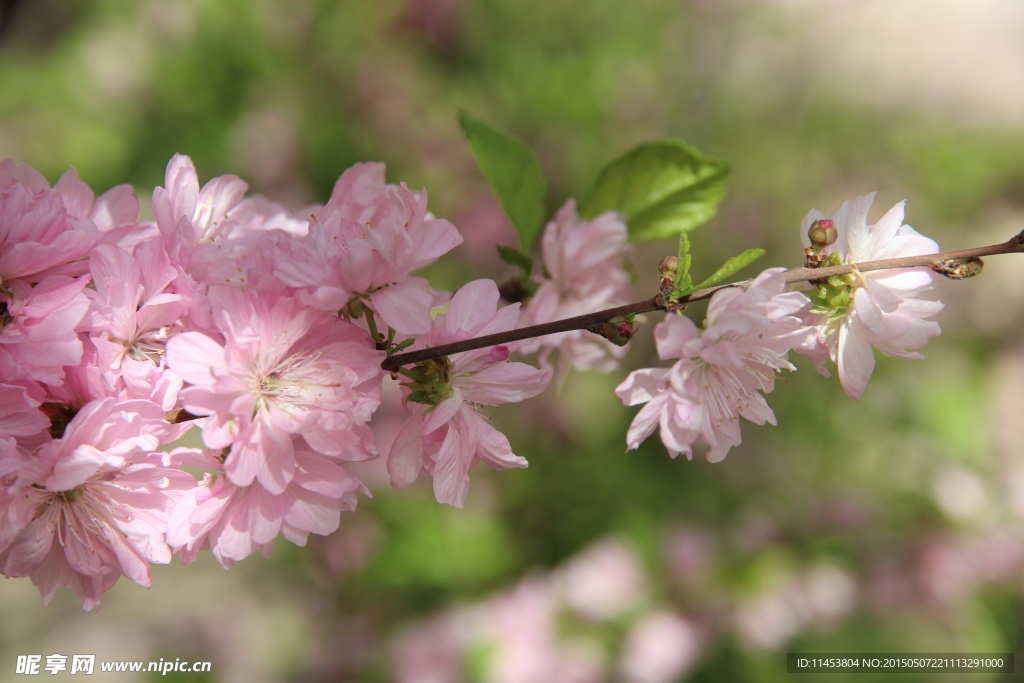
[
  {"xmin": 388, "ymin": 279, "xmax": 551, "ymax": 507},
  {"xmin": 519, "ymin": 200, "xmax": 632, "ymax": 371},
  {"xmin": 165, "ymin": 289, "xmax": 384, "ymax": 494},
  {"xmin": 274, "ymin": 162, "xmax": 463, "ymax": 335},
  {"xmin": 797, "ymin": 193, "xmax": 943, "ymax": 400},
  {"xmin": 616, "ymin": 269, "xmax": 812, "ymax": 462}
]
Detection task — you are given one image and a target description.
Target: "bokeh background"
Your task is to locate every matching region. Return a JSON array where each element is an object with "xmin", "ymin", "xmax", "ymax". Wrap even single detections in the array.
[{"xmin": 3, "ymin": 0, "xmax": 1024, "ymax": 681}]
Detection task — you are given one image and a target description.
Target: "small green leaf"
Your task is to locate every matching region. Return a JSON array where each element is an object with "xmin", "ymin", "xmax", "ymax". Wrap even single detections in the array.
[
  {"xmin": 581, "ymin": 140, "xmax": 730, "ymax": 241},
  {"xmin": 458, "ymin": 112, "xmax": 547, "ymax": 249},
  {"xmin": 692, "ymin": 248, "xmax": 766, "ymax": 292},
  {"xmin": 674, "ymin": 233, "xmax": 692, "ymax": 293},
  {"xmin": 496, "ymin": 244, "xmax": 533, "ymax": 278}
]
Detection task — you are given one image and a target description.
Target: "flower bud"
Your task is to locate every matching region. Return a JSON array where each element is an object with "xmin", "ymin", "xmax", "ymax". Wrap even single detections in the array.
[
  {"xmin": 808, "ymin": 219, "xmax": 837, "ymax": 249},
  {"xmin": 658, "ymin": 256, "xmax": 679, "ymax": 280},
  {"xmin": 598, "ymin": 316, "xmax": 637, "ymax": 347}
]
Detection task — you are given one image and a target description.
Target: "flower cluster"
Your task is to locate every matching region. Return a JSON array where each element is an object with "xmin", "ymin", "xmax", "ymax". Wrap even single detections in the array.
[
  {"xmin": 0, "ymin": 155, "xmax": 555, "ymax": 608},
  {"xmin": 0, "ymin": 148, "xmax": 944, "ymax": 611},
  {"xmin": 617, "ymin": 193, "xmax": 944, "ymax": 460}
]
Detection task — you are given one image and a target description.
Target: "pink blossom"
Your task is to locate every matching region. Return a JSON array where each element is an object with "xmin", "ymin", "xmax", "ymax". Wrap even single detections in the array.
[
  {"xmin": 0, "ymin": 398, "xmax": 195, "ymax": 610},
  {"xmin": 519, "ymin": 200, "xmax": 631, "ymax": 371},
  {"xmin": 387, "ymin": 279, "xmax": 551, "ymax": 507},
  {"xmin": 166, "ymin": 442, "xmax": 367, "ymax": 568},
  {"xmin": 151, "ymin": 154, "xmax": 308, "ymax": 297},
  {"xmin": 166, "ymin": 288, "xmax": 383, "ymax": 494},
  {"xmin": 0, "ymin": 275, "xmax": 91, "ymax": 385},
  {"xmin": 0, "ymin": 160, "xmax": 99, "ymax": 284},
  {"xmin": 86, "ymin": 241, "xmax": 189, "ymax": 372},
  {"xmin": 274, "ymin": 162, "xmax": 462, "ymax": 335},
  {"xmin": 798, "ymin": 193, "xmax": 943, "ymax": 399},
  {"xmin": 53, "ymin": 166, "xmax": 145, "ymax": 247},
  {"xmin": 0, "ymin": 382, "xmax": 49, "ymax": 444},
  {"xmin": 616, "ymin": 268, "xmax": 812, "ymax": 462}
]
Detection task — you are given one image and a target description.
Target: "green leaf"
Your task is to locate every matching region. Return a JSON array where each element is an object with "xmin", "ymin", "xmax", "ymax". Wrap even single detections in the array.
[
  {"xmin": 673, "ymin": 233, "xmax": 692, "ymax": 293},
  {"xmin": 692, "ymin": 248, "xmax": 766, "ymax": 292},
  {"xmin": 581, "ymin": 140, "xmax": 730, "ymax": 241},
  {"xmin": 496, "ymin": 244, "xmax": 533, "ymax": 278},
  {"xmin": 458, "ymin": 112, "xmax": 547, "ymax": 249}
]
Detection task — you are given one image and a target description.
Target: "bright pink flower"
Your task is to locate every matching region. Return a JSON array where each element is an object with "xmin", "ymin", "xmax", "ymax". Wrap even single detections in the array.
[
  {"xmin": 388, "ymin": 279, "xmax": 551, "ymax": 507},
  {"xmin": 797, "ymin": 193, "xmax": 943, "ymax": 399},
  {"xmin": 0, "ymin": 398, "xmax": 195, "ymax": 610},
  {"xmin": 616, "ymin": 269, "xmax": 812, "ymax": 462},
  {"xmin": 520, "ymin": 200, "xmax": 631, "ymax": 371},
  {"xmin": 274, "ymin": 162, "xmax": 462, "ymax": 335},
  {"xmin": 166, "ymin": 288, "xmax": 383, "ymax": 494},
  {"xmin": 166, "ymin": 442, "xmax": 367, "ymax": 568},
  {"xmin": 0, "ymin": 275, "xmax": 90, "ymax": 385},
  {"xmin": 0, "ymin": 160, "xmax": 99, "ymax": 284}
]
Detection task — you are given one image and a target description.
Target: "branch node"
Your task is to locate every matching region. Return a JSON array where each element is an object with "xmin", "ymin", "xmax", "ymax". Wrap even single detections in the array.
[{"xmin": 930, "ymin": 257, "xmax": 984, "ymax": 280}]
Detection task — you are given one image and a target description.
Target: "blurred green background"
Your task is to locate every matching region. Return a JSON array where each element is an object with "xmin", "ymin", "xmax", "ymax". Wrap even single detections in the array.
[{"xmin": 4, "ymin": 0, "xmax": 1024, "ymax": 681}]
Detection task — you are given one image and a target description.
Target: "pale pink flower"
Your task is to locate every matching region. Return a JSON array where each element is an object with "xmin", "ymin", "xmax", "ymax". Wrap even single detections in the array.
[
  {"xmin": 86, "ymin": 241, "xmax": 188, "ymax": 371},
  {"xmin": 798, "ymin": 193, "xmax": 943, "ymax": 399},
  {"xmin": 616, "ymin": 269, "xmax": 812, "ymax": 462},
  {"xmin": 0, "ymin": 275, "xmax": 90, "ymax": 385},
  {"xmin": 555, "ymin": 538, "xmax": 647, "ymax": 621},
  {"xmin": 0, "ymin": 382, "xmax": 49, "ymax": 444},
  {"xmin": 0, "ymin": 397, "xmax": 195, "ymax": 610},
  {"xmin": 53, "ymin": 166, "xmax": 145, "ymax": 248},
  {"xmin": 387, "ymin": 279, "xmax": 551, "ymax": 507},
  {"xmin": 152, "ymin": 154, "xmax": 249, "ymax": 269},
  {"xmin": 41, "ymin": 338, "xmax": 185, "ymax": 419},
  {"xmin": 618, "ymin": 611, "xmax": 703, "ymax": 683},
  {"xmin": 274, "ymin": 162, "xmax": 462, "ymax": 335},
  {"xmin": 166, "ymin": 288, "xmax": 383, "ymax": 494},
  {"xmin": 151, "ymin": 154, "xmax": 308, "ymax": 298},
  {"xmin": 519, "ymin": 200, "xmax": 631, "ymax": 371},
  {"xmin": 0, "ymin": 160, "xmax": 99, "ymax": 284},
  {"xmin": 166, "ymin": 442, "xmax": 367, "ymax": 568}
]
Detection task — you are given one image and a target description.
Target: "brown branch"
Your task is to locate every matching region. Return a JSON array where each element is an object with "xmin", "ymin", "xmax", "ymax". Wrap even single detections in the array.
[{"xmin": 380, "ymin": 235, "xmax": 1024, "ymax": 372}]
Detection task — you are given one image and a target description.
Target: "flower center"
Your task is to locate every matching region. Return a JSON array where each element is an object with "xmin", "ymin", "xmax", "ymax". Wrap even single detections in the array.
[
  {"xmin": 808, "ymin": 252, "xmax": 860, "ymax": 324},
  {"xmin": 252, "ymin": 350, "xmax": 337, "ymax": 414},
  {"xmin": 400, "ymin": 357, "xmax": 453, "ymax": 406}
]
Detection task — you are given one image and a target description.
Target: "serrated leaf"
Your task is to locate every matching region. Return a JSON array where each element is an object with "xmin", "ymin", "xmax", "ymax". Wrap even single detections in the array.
[
  {"xmin": 692, "ymin": 248, "xmax": 766, "ymax": 292},
  {"xmin": 496, "ymin": 244, "xmax": 533, "ymax": 278},
  {"xmin": 581, "ymin": 140, "xmax": 730, "ymax": 242},
  {"xmin": 459, "ymin": 112, "xmax": 547, "ymax": 249}
]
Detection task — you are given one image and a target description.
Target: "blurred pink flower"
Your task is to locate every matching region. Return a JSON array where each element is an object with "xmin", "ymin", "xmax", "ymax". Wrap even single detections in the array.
[
  {"xmin": 556, "ymin": 537, "xmax": 648, "ymax": 621},
  {"xmin": 519, "ymin": 200, "xmax": 631, "ymax": 372},
  {"xmin": 388, "ymin": 279, "xmax": 551, "ymax": 507},
  {"xmin": 616, "ymin": 268, "xmax": 811, "ymax": 462},
  {"xmin": 798, "ymin": 193, "xmax": 943, "ymax": 399},
  {"xmin": 619, "ymin": 611, "xmax": 703, "ymax": 683}
]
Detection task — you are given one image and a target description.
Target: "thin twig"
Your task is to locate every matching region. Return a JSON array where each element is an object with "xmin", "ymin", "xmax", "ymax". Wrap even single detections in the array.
[{"xmin": 381, "ymin": 236, "xmax": 1024, "ymax": 371}]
